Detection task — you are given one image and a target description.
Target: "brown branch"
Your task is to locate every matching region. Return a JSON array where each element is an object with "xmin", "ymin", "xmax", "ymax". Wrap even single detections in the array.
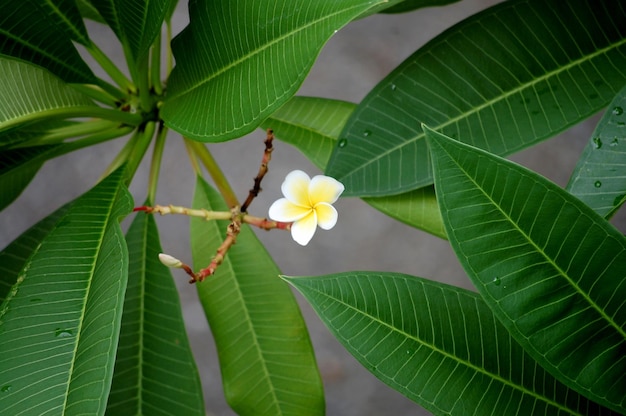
[{"xmin": 240, "ymin": 129, "xmax": 274, "ymax": 213}]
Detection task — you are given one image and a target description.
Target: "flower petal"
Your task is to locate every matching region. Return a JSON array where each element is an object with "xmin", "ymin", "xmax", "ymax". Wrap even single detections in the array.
[
  {"xmin": 314, "ymin": 202, "xmax": 338, "ymax": 230},
  {"xmin": 281, "ymin": 170, "xmax": 311, "ymax": 206},
  {"xmin": 309, "ymin": 175, "xmax": 345, "ymax": 205},
  {"xmin": 269, "ymin": 198, "xmax": 311, "ymax": 222},
  {"xmin": 291, "ymin": 211, "xmax": 317, "ymax": 246}
]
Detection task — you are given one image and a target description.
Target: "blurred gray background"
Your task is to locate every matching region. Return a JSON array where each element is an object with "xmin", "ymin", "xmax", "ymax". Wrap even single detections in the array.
[{"xmin": 2, "ymin": 1, "xmax": 624, "ymax": 415}]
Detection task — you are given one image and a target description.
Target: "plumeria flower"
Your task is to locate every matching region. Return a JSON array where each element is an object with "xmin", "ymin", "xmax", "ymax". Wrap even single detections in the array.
[{"xmin": 269, "ymin": 170, "xmax": 345, "ymax": 246}]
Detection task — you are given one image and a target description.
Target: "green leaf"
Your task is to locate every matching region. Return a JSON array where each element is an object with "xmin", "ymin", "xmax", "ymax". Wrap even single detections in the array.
[
  {"xmin": 262, "ymin": 96, "xmax": 356, "ymax": 171},
  {"xmin": 263, "ymin": 96, "xmax": 445, "ymax": 237},
  {"xmin": 0, "ymin": 120, "xmax": 79, "ymax": 150},
  {"xmin": 381, "ymin": 0, "xmax": 459, "ymax": 14},
  {"xmin": 162, "ymin": 0, "xmax": 401, "ymax": 142},
  {"xmin": 0, "ymin": 168, "xmax": 133, "ymax": 415},
  {"xmin": 0, "ymin": 145, "xmax": 62, "ymax": 211},
  {"xmin": 0, "ymin": 204, "xmax": 70, "ymax": 303},
  {"xmin": 91, "ymin": 0, "xmax": 174, "ymax": 60},
  {"xmin": 106, "ymin": 205, "xmax": 204, "ymax": 415},
  {"xmin": 190, "ymin": 177, "xmax": 324, "ymax": 416},
  {"xmin": 567, "ymin": 85, "xmax": 626, "ymax": 218},
  {"xmin": 0, "ymin": 57, "xmax": 97, "ymax": 134},
  {"xmin": 424, "ymin": 125, "xmax": 626, "ymax": 413},
  {"xmin": 0, "ymin": 0, "xmax": 94, "ymax": 82},
  {"xmin": 285, "ymin": 272, "xmax": 619, "ymax": 416},
  {"xmin": 327, "ymin": 0, "xmax": 626, "ymax": 197},
  {"xmin": 77, "ymin": 0, "xmax": 106, "ymax": 23},
  {"xmin": 363, "ymin": 187, "xmax": 446, "ymax": 238}
]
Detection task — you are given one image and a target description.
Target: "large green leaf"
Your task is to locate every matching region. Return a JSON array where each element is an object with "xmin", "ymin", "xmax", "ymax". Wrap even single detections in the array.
[
  {"xmin": 0, "ymin": 204, "xmax": 70, "ymax": 303},
  {"xmin": 190, "ymin": 177, "xmax": 324, "ymax": 416},
  {"xmin": 285, "ymin": 272, "xmax": 619, "ymax": 416},
  {"xmin": 263, "ymin": 96, "xmax": 445, "ymax": 237},
  {"xmin": 0, "ymin": 168, "xmax": 132, "ymax": 414},
  {"xmin": 91, "ymin": 0, "xmax": 174, "ymax": 60},
  {"xmin": 106, "ymin": 205, "xmax": 204, "ymax": 415},
  {"xmin": 0, "ymin": 0, "xmax": 94, "ymax": 82},
  {"xmin": 567, "ymin": 84, "xmax": 626, "ymax": 218},
  {"xmin": 161, "ymin": 0, "xmax": 401, "ymax": 142},
  {"xmin": 327, "ymin": 0, "xmax": 626, "ymax": 197},
  {"xmin": 0, "ymin": 57, "xmax": 97, "ymax": 134},
  {"xmin": 424, "ymin": 126, "xmax": 626, "ymax": 413}
]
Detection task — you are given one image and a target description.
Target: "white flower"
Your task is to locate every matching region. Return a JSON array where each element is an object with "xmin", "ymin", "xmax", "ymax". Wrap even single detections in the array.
[{"xmin": 269, "ymin": 170, "xmax": 345, "ymax": 246}]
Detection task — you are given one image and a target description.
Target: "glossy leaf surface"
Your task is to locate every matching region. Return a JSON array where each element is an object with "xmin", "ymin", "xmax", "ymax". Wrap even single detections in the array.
[
  {"xmin": 91, "ymin": 0, "xmax": 173, "ymax": 60},
  {"xmin": 0, "ymin": 169, "xmax": 132, "ymax": 415},
  {"xmin": 567, "ymin": 85, "xmax": 626, "ymax": 218},
  {"xmin": 190, "ymin": 177, "xmax": 324, "ymax": 415},
  {"xmin": 425, "ymin": 126, "xmax": 626, "ymax": 413},
  {"xmin": 285, "ymin": 272, "xmax": 619, "ymax": 415},
  {"xmin": 263, "ymin": 96, "xmax": 445, "ymax": 236},
  {"xmin": 106, "ymin": 208, "xmax": 204, "ymax": 415},
  {"xmin": 0, "ymin": 57, "xmax": 96, "ymax": 133},
  {"xmin": 162, "ymin": 0, "xmax": 400, "ymax": 142},
  {"xmin": 0, "ymin": 0, "xmax": 94, "ymax": 82},
  {"xmin": 327, "ymin": 0, "xmax": 626, "ymax": 196}
]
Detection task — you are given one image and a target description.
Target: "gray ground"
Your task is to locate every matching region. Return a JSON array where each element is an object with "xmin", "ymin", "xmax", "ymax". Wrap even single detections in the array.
[{"xmin": 2, "ymin": 1, "xmax": 625, "ymax": 415}]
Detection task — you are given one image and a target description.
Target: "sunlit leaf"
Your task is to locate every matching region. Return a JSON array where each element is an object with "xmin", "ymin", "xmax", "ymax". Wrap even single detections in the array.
[
  {"xmin": 264, "ymin": 96, "xmax": 445, "ymax": 236},
  {"xmin": 190, "ymin": 177, "xmax": 324, "ymax": 416},
  {"xmin": 162, "ymin": 0, "xmax": 402, "ymax": 142},
  {"xmin": 567, "ymin": 85, "xmax": 626, "ymax": 218},
  {"xmin": 327, "ymin": 0, "xmax": 626, "ymax": 196},
  {"xmin": 0, "ymin": 168, "xmax": 133, "ymax": 415},
  {"xmin": 106, "ymin": 206, "xmax": 204, "ymax": 415},
  {"xmin": 285, "ymin": 272, "xmax": 619, "ymax": 416},
  {"xmin": 0, "ymin": 57, "xmax": 96, "ymax": 134},
  {"xmin": 0, "ymin": 0, "xmax": 94, "ymax": 82},
  {"xmin": 425, "ymin": 125, "xmax": 626, "ymax": 413}
]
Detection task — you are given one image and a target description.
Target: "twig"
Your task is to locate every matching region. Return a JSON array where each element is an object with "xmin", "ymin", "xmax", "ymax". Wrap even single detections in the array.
[{"xmin": 240, "ymin": 129, "xmax": 274, "ymax": 213}]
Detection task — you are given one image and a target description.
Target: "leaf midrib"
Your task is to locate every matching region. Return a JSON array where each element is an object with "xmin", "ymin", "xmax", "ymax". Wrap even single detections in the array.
[
  {"xmin": 168, "ymin": 3, "xmax": 378, "ymax": 100},
  {"xmin": 0, "ymin": 29, "xmax": 88, "ymax": 78},
  {"xmin": 339, "ymin": 27, "xmax": 626, "ymax": 185},
  {"xmin": 220, "ymin": 228, "xmax": 282, "ymax": 414},
  {"xmin": 437, "ymin": 139, "xmax": 626, "ymax": 342},
  {"xmin": 60, "ymin": 184, "xmax": 121, "ymax": 413},
  {"xmin": 300, "ymin": 277, "xmax": 578, "ymax": 415}
]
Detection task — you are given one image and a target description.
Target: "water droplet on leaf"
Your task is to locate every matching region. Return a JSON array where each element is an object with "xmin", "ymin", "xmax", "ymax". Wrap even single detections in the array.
[
  {"xmin": 493, "ymin": 277, "xmax": 501, "ymax": 286},
  {"xmin": 55, "ymin": 328, "xmax": 73, "ymax": 338},
  {"xmin": 613, "ymin": 106, "xmax": 623, "ymax": 116},
  {"xmin": 363, "ymin": 130, "xmax": 372, "ymax": 137},
  {"xmin": 610, "ymin": 138, "xmax": 619, "ymax": 147},
  {"xmin": 592, "ymin": 137, "xmax": 602, "ymax": 149},
  {"xmin": 338, "ymin": 139, "xmax": 347, "ymax": 148},
  {"xmin": 594, "ymin": 181, "xmax": 602, "ymax": 188},
  {"xmin": 1, "ymin": 385, "xmax": 11, "ymax": 393},
  {"xmin": 390, "ymin": 84, "xmax": 397, "ymax": 91}
]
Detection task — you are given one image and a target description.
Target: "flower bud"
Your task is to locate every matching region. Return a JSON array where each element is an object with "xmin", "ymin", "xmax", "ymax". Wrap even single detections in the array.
[{"xmin": 158, "ymin": 253, "xmax": 183, "ymax": 268}]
